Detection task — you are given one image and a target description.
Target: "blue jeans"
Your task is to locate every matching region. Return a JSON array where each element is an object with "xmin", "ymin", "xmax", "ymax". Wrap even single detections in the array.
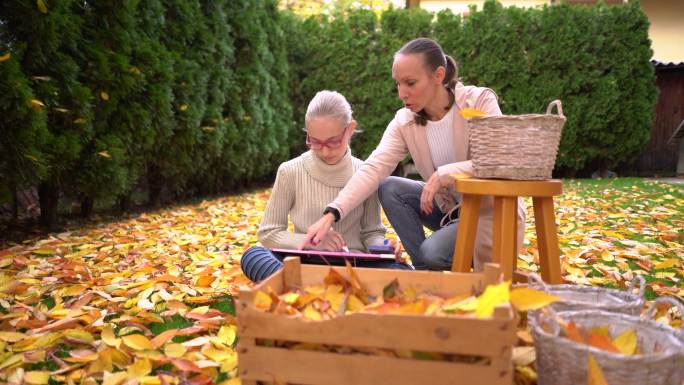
[
  {"xmin": 241, "ymin": 246, "xmax": 413, "ymax": 282},
  {"xmin": 378, "ymin": 176, "xmax": 458, "ymax": 271}
]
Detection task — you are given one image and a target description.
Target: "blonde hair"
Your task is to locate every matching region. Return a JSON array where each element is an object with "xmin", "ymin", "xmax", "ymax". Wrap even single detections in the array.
[{"xmin": 305, "ymin": 90, "xmax": 353, "ymax": 128}]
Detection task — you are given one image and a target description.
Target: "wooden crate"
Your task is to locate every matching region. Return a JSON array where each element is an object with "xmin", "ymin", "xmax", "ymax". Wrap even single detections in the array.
[{"xmin": 237, "ymin": 257, "xmax": 516, "ymax": 385}]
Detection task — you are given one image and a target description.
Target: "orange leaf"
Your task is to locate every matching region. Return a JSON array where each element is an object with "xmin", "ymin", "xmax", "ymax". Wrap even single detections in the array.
[
  {"xmin": 151, "ymin": 329, "xmax": 179, "ymax": 349},
  {"xmin": 565, "ymin": 321, "xmax": 586, "ymax": 344},
  {"xmin": 588, "ymin": 334, "xmax": 620, "ymax": 353}
]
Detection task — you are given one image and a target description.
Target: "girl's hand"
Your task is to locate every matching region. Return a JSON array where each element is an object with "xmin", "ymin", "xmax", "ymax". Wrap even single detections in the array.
[
  {"xmin": 299, "ymin": 213, "xmax": 336, "ymax": 250},
  {"xmin": 388, "ymin": 239, "xmax": 403, "ymax": 260}
]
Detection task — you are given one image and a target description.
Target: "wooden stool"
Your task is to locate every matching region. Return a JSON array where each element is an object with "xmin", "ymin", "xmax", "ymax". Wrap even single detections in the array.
[{"xmin": 450, "ymin": 178, "xmax": 563, "ymax": 284}]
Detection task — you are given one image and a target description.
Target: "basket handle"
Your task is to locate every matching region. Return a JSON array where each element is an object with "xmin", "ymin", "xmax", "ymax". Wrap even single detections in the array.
[
  {"xmin": 539, "ymin": 307, "xmax": 562, "ymax": 336},
  {"xmin": 628, "ymin": 275, "xmax": 646, "ymax": 299},
  {"xmin": 545, "ymin": 100, "xmax": 564, "ymax": 117},
  {"xmin": 527, "ymin": 273, "xmax": 550, "ymax": 292},
  {"xmin": 644, "ymin": 297, "xmax": 684, "ymax": 330}
]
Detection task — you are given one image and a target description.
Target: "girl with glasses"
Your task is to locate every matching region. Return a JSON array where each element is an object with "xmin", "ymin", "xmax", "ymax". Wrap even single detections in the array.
[
  {"xmin": 301, "ymin": 38, "xmax": 526, "ymax": 272},
  {"xmin": 241, "ymin": 90, "xmax": 411, "ymax": 282}
]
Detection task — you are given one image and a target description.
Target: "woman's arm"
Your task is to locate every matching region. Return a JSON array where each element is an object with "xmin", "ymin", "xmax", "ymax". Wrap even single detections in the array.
[{"xmin": 257, "ymin": 163, "xmax": 305, "ymax": 249}]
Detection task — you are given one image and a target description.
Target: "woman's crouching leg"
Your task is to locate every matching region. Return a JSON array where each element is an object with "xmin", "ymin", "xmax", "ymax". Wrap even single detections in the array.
[{"xmin": 419, "ymin": 223, "xmax": 457, "ymax": 271}]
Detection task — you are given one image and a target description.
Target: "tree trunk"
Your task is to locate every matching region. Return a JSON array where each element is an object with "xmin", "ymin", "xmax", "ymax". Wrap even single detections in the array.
[
  {"xmin": 117, "ymin": 195, "xmax": 130, "ymax": 213},
  {"xmin": 10, "ymin": 185, "xmax": 18, "ymax": 224},
  {"xmin": 147, "ymin": 167, "xmax": 162, "ymax": 208},
  {"xmin": 80, "ymin": 196, "xmax": 94, "ymax": 218},
  {"xmin": 38, "ymin": 180, "xmax": 59, "ymax": 228}
]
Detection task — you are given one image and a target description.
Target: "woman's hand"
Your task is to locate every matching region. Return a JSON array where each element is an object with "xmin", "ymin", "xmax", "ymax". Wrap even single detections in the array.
[
  {"xmin": 309, "ymin": 229, "xmax": 346, "ymax": 251},
  {"xmin": 420, "ymin": 171, "xmax": 442, "ymax": 215},
  {"xmin": 299, "ymin": 213, "xmax": 336, "ymax": 250},
  {"xmin": 421, "ymin": 171, "xmax": 457, "ymax": 215}
]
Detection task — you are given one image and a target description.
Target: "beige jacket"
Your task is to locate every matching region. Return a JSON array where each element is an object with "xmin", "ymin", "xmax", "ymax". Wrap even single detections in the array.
[{"xmin": 329, "ymin": 83, "xmax": 526, "ymax": 269}]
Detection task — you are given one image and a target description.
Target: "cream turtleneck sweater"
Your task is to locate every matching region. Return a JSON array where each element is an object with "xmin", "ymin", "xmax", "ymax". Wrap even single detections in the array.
[{"xmin": 257, "ymin": 149, "xmax": 386, "ymax": 252}]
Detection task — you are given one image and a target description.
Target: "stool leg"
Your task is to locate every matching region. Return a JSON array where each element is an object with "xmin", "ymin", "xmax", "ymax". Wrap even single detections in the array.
[
  {"xmin": 451, "ymin": 194, "xmax": 481, "ymax": 272},
  {"xmin": 533, "ymin": 197, "xmax": 563, "ymax": 284},
  {"xmin": 492, "ymin": 196, "xmax": 518, "ymax": 281}
]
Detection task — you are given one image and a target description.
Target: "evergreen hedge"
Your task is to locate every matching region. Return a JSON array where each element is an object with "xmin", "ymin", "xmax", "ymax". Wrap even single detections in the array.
[
  {"xmin": 0, "ymin": 0, "xmax": 656, "ymax": 226},
  {"xmin": 287, "ymin": 1, "xmax": 656, "ymax": 173}
]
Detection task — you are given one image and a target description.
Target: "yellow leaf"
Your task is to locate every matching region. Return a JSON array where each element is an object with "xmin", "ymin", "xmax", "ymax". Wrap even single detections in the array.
[
  {"xmin": 253, "ymin": 291, "xmax": 272, "ymax": 310},
  {"xmin": 0, "ymin": 354, "xmax": 24, "ymax": 370},
  {"xmin": 458, "ymin": 107, "xmax": 487, "ymax": 119},
  {"xmin": 100, "ymin": 91, "xmax": 109, "ymax": 101},
  {"xmin": 600, "ymin": 250, "xmax": 614, "ymax": 262},
  {"xmin": 202, "ymin": 346, "xmax": 233, "ymax": 362},
  {"xmin": 139, "ymin": 377, "xmax": 162, "ymax": 385},
  {"xmin": 219, "ymin": 351, "xmax": 238, "ymax": 372},
  {"xmin": 654, "ymin": 259, "xmax": 678, "ymax": 270},
  {"xmin": 74, "ymin": 118, "xmax": 86, "ymax": 124},
  {"xmin": 127, "ymin": 358, "xmax": 151, "ymax": 379},
  {"xmin": 179, "ymin": 104, "xmax": 188, "ymax": 111},
  {"xmin": 612, "ymin": 329, "xmax": 637, "ymax": 355},
  {"xmin": 36, "ymin": 0, "xmax": 48, "ymax": 13},
  {"xmin": 101, "ymin": 324, "xmax": 120, "ymax": 348},
  {"xmin": 98, "ymin": 151, "xmax": 111, "ymax": 159},
  {"xmin": 164, "ymin": 343, "xmax": 186, "ymax": 358},
  {"xmin": 32, "ymin": 248, "xmax": 53, "ymax": 255},
  {"xmin": 0, "ymin": 53, "xmax": 10, "ymax": 62},
  {"xmin": 102, "ymin": 371, "xmax": 128, "ymax": 385},
  {"xmin": 509, "ymin": 287, "xmax": 560, "ymax": 311},
  {"xmin": 62, "ymin": 284, "xmax": 87, "ymax": 297},
  {"xmin": 217, "ymin": 325, "xmax": 236, "ymax": 347},
  {"xmin": 302, "ymin": 304, "xmax": 322, "ymax": 321},
  {"xmin": 346, "ymin": 294, "xmax": 365, "ymax": 312},
  {"xmin": 29, "ymin": 99, "xmax": 45, "ymax": 110},
  {"xmin": 24, "ymin": 371, "xmax": 50, "ymax": 385},
  {"xmin": 129, "ymin": 66, "xmax": 142, "ymax": 75},
  {"xmin": 475, "ymin": 281, "xmax": 510, "ymax": 318},
  {"xmin": 121, "ymin": 334, "xmax": 153, "ymax": 350},
  {"xmin": 0, "ymin": 332, "xmax": 26, "ymax": 342},
  {"xmin": 280, "ymin": 292, "xmax": 299, "ymax": 305},
  {"xmin": 587, "ymin": 353, "xmax": 609, "ymax": 385},
  {"xmin": 589, "ymin": 326, "xmax": 610, "ymax": 338}
]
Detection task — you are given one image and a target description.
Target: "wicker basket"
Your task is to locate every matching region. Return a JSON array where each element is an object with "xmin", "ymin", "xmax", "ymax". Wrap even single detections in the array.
[
  {"xmin": 469, "ymin": 100, "xmax": 566, "ymax": 180},
  {"xmin": 530, "ymin": 297, "xmax": 684, "ymax": 385},
  {"xmin": 528, "ymin": 274, "xmax": 646, "ymax": 316}
]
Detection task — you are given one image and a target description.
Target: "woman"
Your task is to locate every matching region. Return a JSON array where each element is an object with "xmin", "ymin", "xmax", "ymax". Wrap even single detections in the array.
[
  {"xmin": 241, "ymin": 90, "xmax": 409, "ymax": 282},
  {"xmin": 301, "ymin": 38, "xmax": 525, "ymax": 271}
]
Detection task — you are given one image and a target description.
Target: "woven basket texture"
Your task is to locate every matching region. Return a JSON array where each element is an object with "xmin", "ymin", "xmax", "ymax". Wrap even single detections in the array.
[
  {"xmin": 469, "ymin": 100, "xmax": 566, "ymax": 180},
  {"xmin": 529, "ymin": 274, "xmax": 645, "ymax": 316},
  {"xmin": 530, "ymin": 298, "xmax": 684, "ymax": 385}
]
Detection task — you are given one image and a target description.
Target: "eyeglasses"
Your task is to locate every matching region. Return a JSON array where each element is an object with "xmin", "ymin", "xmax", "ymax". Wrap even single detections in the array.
[{"xmin": 305, "ymin": 124, "xmax": 350, "ymax": 150}]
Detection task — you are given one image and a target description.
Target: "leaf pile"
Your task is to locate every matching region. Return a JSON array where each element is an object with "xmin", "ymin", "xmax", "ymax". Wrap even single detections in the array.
[
  {"xmin": 0, "ymin": 193, "xmax": 269, "ymax": 384},
  {"xmin": 253, "ymin": 263, "xmax": 560, "ymax": 321},
  {"xmin": 517, "ymin": 179, "xmax": 683, "ymax": 302}
]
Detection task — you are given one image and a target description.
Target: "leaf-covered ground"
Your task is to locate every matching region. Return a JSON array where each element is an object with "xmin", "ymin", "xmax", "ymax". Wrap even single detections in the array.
[{"xmin": 0, "ymin": 178, "xmax": 681, "ymax": 384}]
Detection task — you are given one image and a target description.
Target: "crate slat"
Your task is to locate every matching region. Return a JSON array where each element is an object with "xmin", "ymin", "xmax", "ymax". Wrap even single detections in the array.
[
  {"xmin": 239, "ymin": 307, "xmax": 515, "ymax": 356},
  {"xmin": 240, "ymin": 346, "xmax": 512, "ymax": 385}
]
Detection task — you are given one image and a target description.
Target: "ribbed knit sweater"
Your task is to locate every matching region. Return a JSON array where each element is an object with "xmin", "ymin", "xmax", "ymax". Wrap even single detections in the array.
[{"xmin": 257, "ymin": 149, "xmax": 386, "ymax": 252}]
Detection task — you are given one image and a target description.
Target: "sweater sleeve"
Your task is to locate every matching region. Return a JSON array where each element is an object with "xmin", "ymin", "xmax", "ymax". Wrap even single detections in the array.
[
  {"xmin": 257, "ymin": 163, "xmax": 307, "ymax": 249},
  {"xmin": 359, "ymin": 191, "xmax": 387, "ymax": 250},
  {"xmin": 437, "ymin": 88, "xmax": 502, "ymax": 178},
  {"xmin": 330, "ymin": 117, "xmax": 409, "ymax": 218}
]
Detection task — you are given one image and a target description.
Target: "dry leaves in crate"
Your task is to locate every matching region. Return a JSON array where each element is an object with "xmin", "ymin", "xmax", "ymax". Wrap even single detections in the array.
[{"xmin": 253, "ymin": 262, "xmax": 561, "ymax": 320}]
